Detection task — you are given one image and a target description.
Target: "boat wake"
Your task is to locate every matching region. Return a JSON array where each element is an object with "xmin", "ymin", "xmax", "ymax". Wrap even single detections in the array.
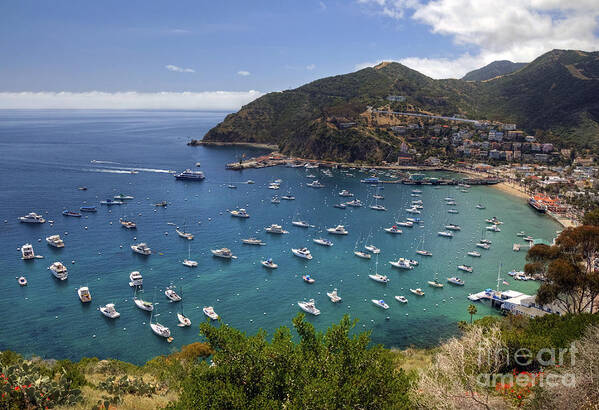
[
  {"xmin": 90, "ymin": 160, "xmax": 122, "ymax": 165},
  {"xmin": 94, "ymin": 165, "xmax": 174, "ymax": 174},
  {"xmin": 83, "ymin": 168, "xmax": 132, "ymax": 174}
]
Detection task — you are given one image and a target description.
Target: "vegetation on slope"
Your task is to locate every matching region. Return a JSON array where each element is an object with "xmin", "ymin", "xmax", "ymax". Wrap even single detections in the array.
[{"xmin": 462, "ymin": 60, "xmax": 528, "ymax": 81}]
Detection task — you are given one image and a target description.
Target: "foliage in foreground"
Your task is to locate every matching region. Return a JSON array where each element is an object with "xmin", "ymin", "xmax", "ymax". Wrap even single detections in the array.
[{"xmin": 171, "ymin": 314, "xmax": 414, "ymax": 409}]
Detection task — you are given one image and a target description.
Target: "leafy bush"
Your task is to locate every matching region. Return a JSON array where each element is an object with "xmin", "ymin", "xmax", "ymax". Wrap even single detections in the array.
[{"xmin": 97, "ymin": 375, "xmax": 156, "ymax": 397}]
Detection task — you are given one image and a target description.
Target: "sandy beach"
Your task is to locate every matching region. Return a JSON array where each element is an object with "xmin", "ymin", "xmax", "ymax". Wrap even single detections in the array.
[{"xmin": 490, "ymin": 181, "xmax": 529, "ymax": 200}]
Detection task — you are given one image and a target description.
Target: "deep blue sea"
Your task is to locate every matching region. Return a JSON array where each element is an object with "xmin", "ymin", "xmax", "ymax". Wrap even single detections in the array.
[{"xmin": 0, "ymin": 110, "xmax": 561, "ymax": 364}]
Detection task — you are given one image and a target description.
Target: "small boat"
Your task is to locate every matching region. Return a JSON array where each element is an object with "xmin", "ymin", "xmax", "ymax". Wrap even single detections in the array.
[
  {"xmin": 513, "ymin": 244, "xmax": 521, "ymax": 252},
  {"xmin": 373, "ymin": 194, "xmax": 384, "ymax": 200},
  {"xmin": 354, "ymin": 251, "xmax": 371, "ymax": 259},
  {"xmin": 19, "ymin": 212, "xmax": 46, "ymax": 224},
  {"xmin": 155, "ymin": 201, "xmax": 168, "ymax": 207},
  {"xmin": 395, "ymin": 295, "xmax": 408, "ymax": 303},
  {"xmin": 523, "ymin": 236, "xmax": 534, "ymax": 242},
  {"xmin": 405, "ymin": 207, "xmax": 421, "ymax": 214},
  {"xmin": 21, "ymin": 243, "xmax": 36, "ymax": 260},
  {"xmin": 100, "ymin": 303, "xmax": 120, "ymax": 319},
  {"xmin": 428, "ymin": 278, "xmax": 444, "ymax": 288},
  {"xmin": 327, "ymin": 225, "xmax": 348, "ymax": 235},
  {"xmin": 389, "ymin": 259, "xmax": 413, "ymax": 270},
  {"xmin": 18, "ymin": 276, "xmax": 27, "ymax": 286},
  {"xmin": 195, "ymin": 162, "xmax": 201, "ymax": 167},
  {"xmin": 176, "ymin": 228, "xmax": 194, "ymax": 240},
  {"xmin": 486, "ymin": 225, "xmax": 501, "ymax": 232},
  {"xmin": 79, "ymin": 206, "xmax": 97, "ymax": 212},
  {"xmin": 368, "ymin": 274, "xmax": 389, "ymax": 283},
  {"xmin": 369, "ymin": 204, "xmax": 387, "ymax": 211},
  {"xmin": 395, "ymin": 221, "xmax": 414, "ymax": 227},
  {"xmin": 165, "ymin": 288, "xmax": 182, "ymax": 302},
  {"xmin": 131, "ymin": 243, "xmax": 151, "ymax": 255},
  {"xmin": 49, "ymin": 262, "xmax": 68, "ymax": 280},
  {"xmin": 292, "ymin": 248, "xmax": 313, "ymax": 260},
  {"xmin": 261, "ymin": 258, "xmax": 278, "ymax": 269},
  {"xmin": 371, "ymin": 299, "xmax": 389, "ymax": 309},
  {"xmin": 230, "ymin": 208, "xmax": 250, "ymax": 218},
  {"xmin": 298, "ymin": 299, "xmax": 320, "ymax": 315},
  {"xmin": 481, "ymin": 239, "xmax": 492, "ymax": 244},
  {"xmin": 468, "ymin": 251, "xmax": 481, "ymax": 257},
  {"xmin": 129, "ymin": 271, "xmax": 143, "ymax": 287},
  {"xmin": 62, "ymin": 210, "xmax": 82, "ymax": 217},
  {"xmin": 100, "ymin": 199, "xmax": 123, "ymax": 205},
  {"xmin": 211, "ymin": 248, "xmax": 236, "ymax": 259},
  {"xmin": 345, "ymin": 199, "xmax": 363, "ymax": 207},
  {"xmin": 334, "ymin": 203, "xmax": 347, "ymax": 209},
  {"xmin": 476, "ymin": 243, "xmax": 490, "ymax": 249},
  {"xmin": 339, "ymin": 190, "xmax": 354, "ymax": 197},
  {"xmin": 134, "ymin": 297, "xmax": 153, "ymax": 311},
  {"xmin": 406, "ymin": 217, "xmax": 423, "ymax": 223},
  {"xmin": 476, "ymin": 204, "xmax": 486, "ymax": 209},
  {"xmin": 78, "ymin": 286, "xmax": 92, "ymax": 303},
  {"xmin": 306, "ymin": 180, "xmax": 325, "ymax": 188},
  {"xmin": 384, "ymin": 226, "xmax": 402, "ymax": 234},
  {"xmin": 416, "ymin": 250, "xmax": 432, "ymax": 256},
  {"xmin": 410, "ymin": 288, "xmax": 425, "ymax": 296},
  {"xmin": 302, "ymin": 274, "xmax": 315, "ymax": 284},
  {"xmin": 327, "ymin": 288, "xmax": 342, "ymax": 303},
  {"xmin": 182, "ymin": 259, "xmax": 198, "ymax": 267},
  {"xmin": 228, "ymin": 184, "xmax": 237, "ymax": 189},
  {"xmin": 447, "ymin": 209, "xmax": 459, "ymax": 214},
  {"xmin": 412, "ymin": 189, "xmax": 422, "ymax": 194},
  {"xmin": 444, "ymin": 197, "xmax": 454, "ymax": 201},
  {"xmin": 458, "ymin": 265, "xmax": 473, "ymax": 273},
  {"xmin": 114, "ymin": 194, "xmax": 134, "ymax": 200},
  {"xmin": 438, "ymin": 231, "xmax": 454, "ymax": 238},
  {"xmin": 271, "ymin": 196, "xmax": 281, "ymax": 204},
  {"xmin": 447, "ymin": 277, "xmax": 465, "ymax": 286},
  {"xmin": 265, "ymin": 224, "xmax": 289, "ymax": 234},
  {"xmin": 516, "ymin": 231, "xmax": 526, "ymax": 237},
  {"xmin": 203, "ymin": 306, "xmax": 219, "ymax": 320},
  {"xmin": 177, "ymin": 312, "xmax": 191, "ymax": 327},
  {"xmin": 485, "ymin": 217, "xmax": 503, "ymax": 225},
  {"xmin": 120, "ymin": 219, "xmax": 137, "ymax": 229},
  {"xmin": 78, "ymin": 186, "xmax": 87, "ymax": 191},
  {"xmin": 246, "ymin": 180, "xmax": 255, "ymax": 184},
  {"xmin": 150, "ymin": 322, "xmax": 171, "ymax": 338},
  {"xmin": 445, "ymin": 224, "xmax": 461, "ymax": 231},
  {"xmin": 292, "ymin": 220, "xmax": 310, "ymax": 228},
  {"xmin": 268, "ymin": 183, "xmax": 280, "ymax": 190},
  {"xmin": 242, "ymin": 238, "xmax": 266, "ymax": 245},
  {"xmin": 313, "ymin": 238, "xmax": 333, "ymax": 247},
  {"xmin": 281, "ymin": 195, "xmax": 295, "ymax": 200},
  {"xmin": 365, "ymin": 244, "xmax": 380, "ymax": 254}
]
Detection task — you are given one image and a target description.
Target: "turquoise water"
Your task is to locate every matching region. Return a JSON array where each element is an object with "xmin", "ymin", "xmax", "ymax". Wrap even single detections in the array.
[{"xmin": 0, "ymin": 110, "xmax": 561, "ymax": 364}]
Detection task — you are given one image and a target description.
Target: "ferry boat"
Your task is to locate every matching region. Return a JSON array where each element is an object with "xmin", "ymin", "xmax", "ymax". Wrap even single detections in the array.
[
  {"xmin": 131, "ymin": 243, "xmax": 151, "ymax": 255},
  {"xmin": 354, "ymin": 251, "xmax": 371, "ymax": 259},
  {"xmin": 165, "ymin": 288, "xmax": 182, "ymax": 302},
  {"xmin": 261, "ymin": 258, "xmax": 278, "ymax": 269},
  {"xmin": 345, "ymin": 199, "xmax": 363, "ymax": 207},
  {"xmin": 458, "ymin": 265, "xmax": 473, "ymax": 273},
  {"xmin": 114, "ymin": 194, "xmax": 134, "ymax": 200},
  {"xmin": 19, "ymin": 212, "xmax": 45, "ymax": 224},
  {"xmin": 298, "ymin": 299, "xmax": 320, "ymax": 315},
  {"xmin": 306, "ymin": 180, "xmax": 325, "ymax": 188},
  {"xmin": 230, "ymin": 208, "xmax": 250, "ymax": 218},
  {"xmin": 384, "ymin": 226, "xmax": 402, "ymax": 234},
  {"xmin": 292, "ymin": 248, "xmax": 313, "ymax": 260},
  {"xmin": 327, "ymin": 288, "xmax": 342, "ymax": 303},
  {"xmin": 528, "ymin": 197, "xmax": 547, "ymax": 213},
  {"xmin": 49, "ymin": 262, "xmax": 68, "ymax": 280},
  {"xmin": 365, "ymin": 244, "xmax": 380, "ymax": 254},
  {"xmin": 62, "ymin": 210, "xmax": 82, "ymax": 217},
  {"xmin": 77, "ymin": 286, "xmax": 92, "ymax": 303},
  {"xmin": 100, "ymin": 303, "xmax": 120, "ymax": 319},
  {"xmin": 80, "ymin": 206, "xmax": 97, "ymax": 212},
  {"xmin": 120, "ymin": 219, "xmax": 137, "ymax": 229},
  {"xmin": 242, "ymin": 238, "xmax": 266, "ymax": 245},
  {"xmin": 438, "ymin": 231, "xmax": 454, "ymax": 238},
  {"xmin": 371, "ymin": 299, "xmax": 389, "ymax": 309},
  {"xmin": 211, "ymin": 248, "xmax": 236, "ymax": 259},
  {"xmin": 313, "ymin": 238, "xmax": 333, "ymax": 247},
  {"xmin": 389, "ymin": 258, "xmax": 414, "ymax": 269},
  {"xmin": 395, "ymin": 295, "xmax": 408, "ymax": 303},
  {"xmin": 100, "ymin": 199, "xmax": 123, "ymax": 205},
  {"xmin": 21, "ymin": 243, "xmax": 36, "ymax": 260},
  {"xmin": 410, "ymin": 288, "xmax": 425, "ymax": 296},
  {"xmin": 302, "ymin": 274, "xmax": 315, "ymax": 284},
  {"xmin": 129, "ymin": 271, "xmax": 143, "ymax": 287},
  {"xmin": 447, "ymin": 277, "xmax": 465, "ymax": 286},
  {"xmin": 265, "ymin": 224, "xmax": 289, "ymax": 234},
  {"xmin": 327, "ymin": 225, "xmax": 348, "ymax": 235},
  {"xmin": 174, "ymin": 169, "xmax": 205, "ymax": 181},
  {"xmin": 368, "ymin": 274, "xmax": 389, "ymax": 283},
  {"xmin": 339, "ymin": 190, "xmax": 354, "ymax": 197}
]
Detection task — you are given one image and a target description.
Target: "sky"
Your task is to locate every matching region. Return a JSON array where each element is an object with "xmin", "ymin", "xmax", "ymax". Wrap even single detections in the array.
[{"xmin": 1, "ymin": 0, "xmax": 598, "ymax": 110}]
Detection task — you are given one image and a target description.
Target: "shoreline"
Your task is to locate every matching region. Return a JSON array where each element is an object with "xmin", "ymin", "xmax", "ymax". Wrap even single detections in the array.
[{"xmin": 189, "ymin": 140, "xmax": 279, "ymax": 150}]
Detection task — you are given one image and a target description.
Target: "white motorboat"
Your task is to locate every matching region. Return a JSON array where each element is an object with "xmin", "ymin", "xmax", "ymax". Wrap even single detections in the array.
[
  {"xmin": 354, "ymin": 251, "xmax": 371, "ymax": 259},
  {"xmin": 395, "ymin": 221, "xmax": 414, "ymax": 227},
  {"xmin": 114, "ymin": 194, "xmax": 134, "ymax": 200},
  {"xmin": 77, "ymin": 286, "xmax": 92, "ymax": 303},
  {"xmin": 448, "ymin": 209, "xmax": 459, "ymax": 214},
  {"xmin": 165, "ymin": 288, "xmax": 182, "ymax": 302},
  {"xmin": 292, "ymin": 220, "xmax": 310, "ymax": 228},
  {"xmin": 486, "ymin": 225, "xmax": 501, "ymax": 232},
  {"xmin": 281, "ymin": 195, "xmax": 295, "ymax": 200},
  {"xmin": 131, "ymin": 243, "xmax": 151, "ymax": 255},
  {"xmin": 230, "ymin": 208, "xmax": 250, "ymax": 218},
  {"xmin": 365, "ymin": 244, "xmax": 380, "ymax": 254},
  {"xmin": 313, "ymin": 238, "xmax": 333, "ymax": 247},
  {"xmin": 373, "ymin": 194, "xmax": 384, "ymax": 200},
  {"xmin": 445, "ymin": 224, "xmax": 461, "ymax": 231},
  {"xmin": 389, "ymin": 259, "xmax": 413, "ymax": 270},
  {"xmin": 306, "ymin": 180, "xmax": 325, "ymax": 188},
  {"xmin": 261, "ymin": 258, "xmax": 278, "ymax": 268},
  {"xmin": 395, "ymin": 295, "xmax": 408, "ymax": 303},
  {"xmin": 246, "ymin": 179, "xmax": 255, "ymax": 184},
  {"xmin": 134, "ymin": 297, "xmax": 153, "ymax": 311},
  {"xmin": 177, "ymin": 312, "xmax": 191, "ymax": 327},
  {"xmin": 129, "ymin": 271, "xmax": 143, "ymax": 287},
  {"xmin": 268, "ymin": 183, "xmax": 280, "ymax": 190},
  {"xmin": 327, "ymin": 225, "xmax": 348, "ymax": 235},
  {"xmin": 298, "ymin": 299, "xmax": 321, "ymax": 315},
  {"xmin": 410, "ymin": 288, "xmax": 425, "ymax": 296},
  {"xmin": 516, "ymin": 231, "xmax": 526, "ymax": 237},
  {"xmin": 182, "ymin": 259, "xmax": 198, "ymax": 267},
  {"xmin": 371, "ymin": 299, "xmax": 389, "ymax": 309},
  {"xmin": 100, "ymin": 199, "xmax": 124, "ymax": 205},
  {"xmin": 447, "ymin": 277, "xmax": 465, "ymax": 286},
  {"xmin": 444, "ymin": 197, "xmax": 454, "ymax": 201},
  {"xmin": 384, "ymin": 226, "xmax": 402, "ymax": 234},
  {"xmin": 242, "ymin": 238, "xmax": 266, "ymax": 245},
  {"xmin": 345, "ymin": 199, "xmax": 363, "ymax": 207},
  {"xmin": 211, "ymin": 248, "xmax": 236, "ymax": 259},
  {"xmin": 412, "ymin": 189, "xmax": 422, "ymax": 194},
  {"xmin": 416, "ymin": 250, "xmax": 432, "ymax": 256},
  {"xmin": 176, "ymin": 228, "xmax": 194, "ymax": 240},
  {"xmin": 476, "ymin": 242, "xmax": 491, "ymax": 249},
  {"xmin": 120, "ymin": 219, "xmax": 137, "ymax": 229},
  {"xmin": 327, "ymin": 288, "xmax": 342, "ymax": 303},
  {"xmin": 339, "ymin": 190, "xmax": 354, "ymax": 197},
  {"xmin": 303, "ymin": 274, "xmax": 315, "ymax": 284},
  {"xmin": 405, "ymin": 207, "xmax": 421, "ymax": 214},
  {"xmin": 468, "ymin": 251, "xmax": 482, "ymax": 257},
  {"xmin": 428, "ymin": 279, "xmax": 444, "ymax": 288},
  {"xmin": 291, "ymin": 248, "xmax": 313, "ymax": 260},
  {"xmin": 46, "ymin": 235, "xmax": 65, "ymax": 248},
  {"xmin": 369, "ymin": 204, "xmax": 387, "ymax": 211},
  {"xmin": 458, "ymin": 265, "xmax": 473, "ymax": 273},
  {"xmin": 271, "ymin": 196, "xmax": 281, "ymax": 204},
  {"xmin": 369, "ymin": 274, "xmax": 389, "ymax": 283},
  {"xmin": 19, "ymin": 212, "xmax": 45, "ymax": 224},
  {"xmin": 438, "ymin": 231, "xmax": 454, "ymax": 237},
  {"xmin": 265, "ymin": 224, "xmax": 289, "ymax": 234},
  {"xmin": 203, "ymin": 306, "xmax": 219, "ymax": 320},
  {"xmin": 49, "ymin": 262, "xmax": 68, "ymax": 280},
  {"xmin": 485, "ymin": 217, "xmax": 503, "ymax": 225},
  {"xmin": 476, "ymin": 204, "xmax": 486, "ymax": 209},
  {"xmin": 21, "ymin": 243, "xmax": 36, "ymax": 260},
  {"xmin": 150, "ymin": 322, "xmax": 171, "ymax": 338},
  {"xmin": 100, "ymin": 303, "xmax": 120, "ymax": 319}
]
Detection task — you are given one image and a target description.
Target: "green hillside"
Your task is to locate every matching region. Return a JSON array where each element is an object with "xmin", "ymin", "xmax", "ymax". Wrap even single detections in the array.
[{"xmin": 462, "ymin": 60, "xmax": 527, "ymax": 81}]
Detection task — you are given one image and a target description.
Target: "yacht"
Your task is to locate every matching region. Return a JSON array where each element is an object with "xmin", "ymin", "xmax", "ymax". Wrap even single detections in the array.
[
  {"xmin": 177, "ymin": 312, "xmax": 191, "ymax": 327},
  {"xmin": 120, "ymin": 219, "xmax": 137, "ymax": 229},
  {"xmin": 389, "ymin": 258, "xmax": 414, "ymax": 270},
  {"xmin": 405, "ymin": 207, "xmax": 421, "ymax": 214},
  {"xmin": 369, "ymin": 274, "xmax": 389, "ymax": 283},
  {"xmin": 211, "ymin": 248, "xmax": 236, "ymax": 259},
  {"xmin": 176, "ymin": 228, "xmax": 194, "ymax": 240},
  {"xmin": 77, "ymin": 286, "xmax": 92, "ymax": 303},
  {"xmin": 481, "ymin": 239, "xmax": 492, "ymax": 244},
  {"xmin": 345, "ymin": 199, "xmax": 363, "ymax": 207},
  {"xmin": 327, "ymin": 225, "xmax": 348, "ymax": 235},
  {"xmin": 174, "ymin": 169, "xmax": 205, "ymax": 181},
  {"xmin": 445, "ymin": 224, "xmax": 461, "ymax": 231},
  {"xmin": 327, "ymin": 288, "xmax": 342, "ymax": 303},
  {"xmin": 19, "ymin": 212, "xmax": 45, "ymax": 224},
  {"xmin": 395, "ymin": 221, "xmax": 414, "ymax": 227},
  {"xmin": 384, "ymin": 226, "xmax": 402, "ymax": 234},
  {"xmin": 438, "ymin": 231, "xmax": 454, "ymax": 238},
  {"xmin": 265, "ymin": 224, "xmax": 288, "ymax": 234},
  {"xmin": 447, "ymin": 277, "xmax": 465, "ymax": 286},
  {"xmin": 468, "ymin": 251, "xmax": 482, "ymax": 257},
  {"xmin": 406, "ymin": 217, "xmax": 423, "ymax": 223},
  {"xmin": 371, "ymin": 299, "xmax": 389, "ymax": 309},
  {"xmin": 428, "ymin": 279, "xmax": 444, "ymax": 288},
  {"xmin": 369, "ymin": 204, "xmax": 387, "ymax": 211},
  {"xmin": 292, "ymin": 248, "xmax": 313, "ymax": 260},
  {"xmin": 129, "ymin": 271, "xmax": 143, "ymax": 287},
  {"xmin": 230, "ymin": 208, "xmax": 250, "ymax": 218},
  {"xmin": 155, "ymin": 201, "xmax": 168, "ymax": 207},
  {"xmin": 114, "ymin": 194, "xmax": 134, "ymax": 200},
  {"xmin": 165, "ymin": 288, "xmax": 182, "ymax": 302},
  {"xmin": 485, "ymin": 217, "xmax": 503, "ymax": 225},
  {"xmin": 412, "ymin": 200, "xmax": 423, "ymax": 205},
  {"xmin": 458, "ymin": 265, "xmax": 473, "ymax": 273},
  {"xmin": 298, "ymin": 299, "xmax": 320, "ymax": 315},
  {"xmin": 134, "ymin": 296, "xmax": 153, "ymax": 311},
  {"xmin": 100, "ymin": 199, "xmax": 123, "ymax": 205},
  {"xmin": 242, "ymin": 238, "xmax": 266, "ymax": 245},
  {"xmin": 313, "ymin": 238, "xmax": 333, "ymax": 247},
  {"xmin": 292, "ymin": 220, "xmax": 310, "ymax": 228},
  {"xmin": 49, "ymin": 262, "xmax": 68, "ymax": 280},
  {"xmin": 246, "ymin": 180, "xmax": 255, "ymax": 184},
  {"xmin": 339, "ymin": 190, "xmax": 354, "ymax": 197},
  {"xmin": 365, "ymin": 244, "xmax": 380, "ymax": 254},
  {"xmin": 412, "ymin": 189, "xmax": 422, "ymax": 194},
  {"xmin": 261, "ymin": 258, "xmax": 278, "ymax": 269},
  {"xmin": 476, "ymin": 204, "xmax": 486, "ymax": 209},
  {"xmin": 268, "ymin": 183, "xmax": 280, "ymax": 190},
  {"xmin": 80, "ymin": 206, "xmax": 97, "ymax": 212},
  {"xmin": 410, "ymin": 288, "xmax": 425, "ymax": 296},
  {"xmin": 333, "ymin": 203, "xmax": 347, "ymax": 209},
  {"xmin": 448, "ymin": 209, "xmax": 459, "ymax": 214},
  {"xmin": 302, "ymin": 274, "xmax": 315, "ymax": 284},
  {"xmin": 281, "ymin": 195, "xmax": 295, "ymax": 200},
  {"xmin": 62, "ymin": 210, "xmax": 82, "ymax": 217},
  {"xmin": 306, "ymin": 180, "xmax": 325, "ymax": 188},
  {"xmin": 18, "ymin": 276, "xmax": 27, "ymax": 286},
  {"xmin": 476, "ymin": 242, "xmax": 491, "ymax": 249},
  {"xmin": 486, "ymin": 225, "xmax": 501, "ymax": 232},
  {"xmin": 182, "ymin": 259, "xmax": 198, "ymax": 267},
  {"xmin": 395, "ymin": 295, "xmax": 408, "ymax": 303},
  {"xmin": 150, "ymin": 322, "xmax": 171, "ymax": 338},
  {"xmin": 373, "ymin": 194, "xmax": 384, "ymax": 200},
  {"xmin": 21, "ymin": 243, "xmax": 36, "ymax": 260},
  {"xmin": 100, "ymin": 303, "xmax": 120, "ymax": 319},
  {"xmin": 131, "ymin": 243, "xmax": 151, "ymax": 255},
  {"xmin": 354, "ymin": 251, "xmax": 371, "ymax": 259},
  {"xmin": 416, "ymin": 250, "xmax": 433, "ymax": 256},
  {"xmin": 203, "ymin": 306, "xmax": 219, "ymax": 320}
]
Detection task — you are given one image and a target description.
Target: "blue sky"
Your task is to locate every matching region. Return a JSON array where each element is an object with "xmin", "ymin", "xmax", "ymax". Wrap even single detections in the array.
[{"xmin": 1, "ymin": 0, "xmax": 597, "ymax": 109}]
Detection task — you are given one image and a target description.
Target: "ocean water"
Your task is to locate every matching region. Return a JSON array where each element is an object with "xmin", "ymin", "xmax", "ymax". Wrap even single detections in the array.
[{"xmin": 0, "ymin": 110, "xmax": 561, "ymax": 364}]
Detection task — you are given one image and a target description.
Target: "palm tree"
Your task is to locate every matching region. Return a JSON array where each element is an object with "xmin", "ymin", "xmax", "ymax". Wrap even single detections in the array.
[{"xmin": 467, "ymin": 304, "xmax": 477, "ymax": 323}]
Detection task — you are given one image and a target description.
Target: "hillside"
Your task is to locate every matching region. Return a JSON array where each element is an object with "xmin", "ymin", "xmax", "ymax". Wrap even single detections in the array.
[
  {"xmin": 203, "ymin": 49, "xmax": 599, "ymax": 161},
  {"xmin": 462, "ymin": 60, "xmax": 527, "ymax": 81}
]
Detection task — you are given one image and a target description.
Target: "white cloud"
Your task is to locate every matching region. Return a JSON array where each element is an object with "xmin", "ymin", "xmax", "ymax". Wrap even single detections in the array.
[
  {"xmin": 306, "ymin": 64, "xmax": 316, "ymax": 70},
  {"xmin": 355, "ymin": 0, "xmax": 599, "ymax": 78},
  {"xmin": 0, "ymin": 91, "xmax": 263, "ymax": 111},
  {"xmin": 319, "ymin": 1, "xmax": 327, "ymax": 10},
  {"xmin": 237, "ymin": 70, "xmax": 251, "ymax": 76},
  {"xmin": 165, "ymin": 64, "xmax": 195, "ymax": 73}
]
